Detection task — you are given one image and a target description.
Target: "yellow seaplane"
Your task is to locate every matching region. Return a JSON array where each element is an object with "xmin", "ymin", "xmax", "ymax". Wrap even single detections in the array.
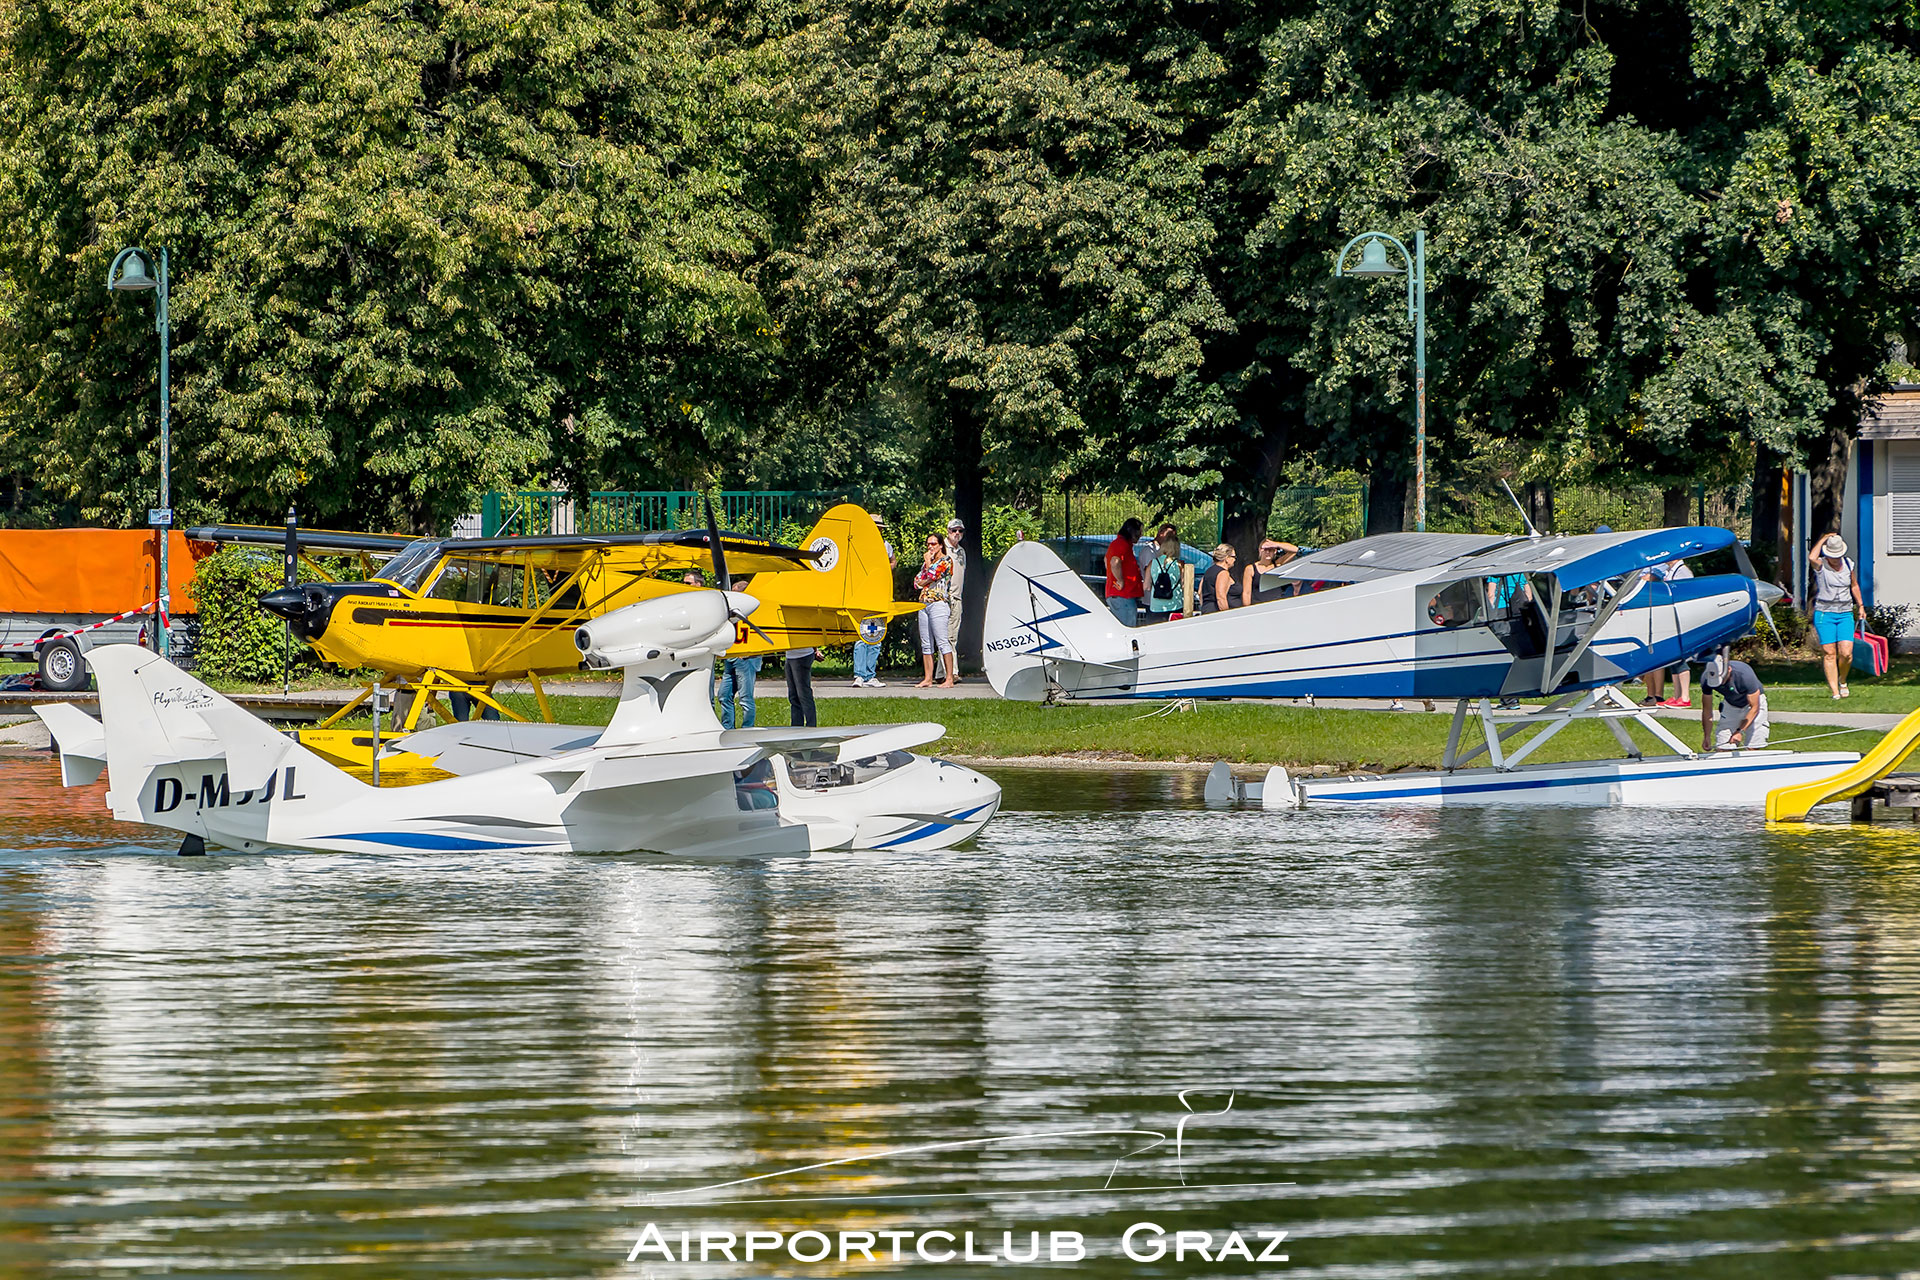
[{"xmin": 188, "ymin": 503, "xmax": 913, "ymax": 766}]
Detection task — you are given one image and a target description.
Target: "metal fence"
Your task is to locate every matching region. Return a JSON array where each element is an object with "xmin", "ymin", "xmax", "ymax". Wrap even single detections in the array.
[
  {"xmin": 1018, "ymin": 485, "xmax": 1367, "ymax": 548},
  {"xmin": 480, "ymin": 490, "xmax": 862, "ymax": 538}
]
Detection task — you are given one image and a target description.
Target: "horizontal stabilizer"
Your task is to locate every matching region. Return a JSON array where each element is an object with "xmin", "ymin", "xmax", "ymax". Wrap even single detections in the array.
[{"xmin": 35, "ymin": 703, "xmax": 107, "ymax": 787}]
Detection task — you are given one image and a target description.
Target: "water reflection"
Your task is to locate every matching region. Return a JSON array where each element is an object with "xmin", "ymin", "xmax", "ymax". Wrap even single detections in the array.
[{"xmin": 1, "ymin": 757, "xmax": 1918, "ymax": 1276}]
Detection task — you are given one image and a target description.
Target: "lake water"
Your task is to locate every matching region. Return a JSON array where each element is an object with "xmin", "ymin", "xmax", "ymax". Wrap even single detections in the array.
[{"xmin": 3, "ymin": 756, "xmax": 1920, "ymax": 1278}]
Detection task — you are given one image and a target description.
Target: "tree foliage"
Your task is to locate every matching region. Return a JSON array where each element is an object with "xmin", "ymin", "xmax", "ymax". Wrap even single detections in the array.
[
  {"xmin": 0, "ymin": 0, "xmax": 780, "ymax": 530},
  {"xmin": 0, "ymin": 0, "xmax": 1913, "ymax": 555}
]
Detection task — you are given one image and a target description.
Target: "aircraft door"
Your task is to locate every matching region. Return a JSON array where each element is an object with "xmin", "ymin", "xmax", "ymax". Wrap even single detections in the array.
[{"xmin": 1413, "ymin": 577, "xmax": 1499, "ymax": 696}]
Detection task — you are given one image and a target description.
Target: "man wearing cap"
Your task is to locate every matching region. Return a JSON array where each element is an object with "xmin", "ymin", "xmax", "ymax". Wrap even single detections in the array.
[
  {"xmin": 1699, "ymin": 649, "xmax": 1769, "ymax": 751},
  {"xmin": 944, "ymin": 518, "xmax": 967, "ymax": 663}
]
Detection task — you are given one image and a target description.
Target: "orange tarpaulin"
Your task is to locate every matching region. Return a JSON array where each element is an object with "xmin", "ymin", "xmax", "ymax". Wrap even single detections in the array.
[{"xmin": 0, "ymin": 530, "xmax": 207, "ymax": 614}]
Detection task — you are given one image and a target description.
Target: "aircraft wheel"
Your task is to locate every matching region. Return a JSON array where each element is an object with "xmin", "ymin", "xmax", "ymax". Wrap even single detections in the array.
[{"xmin": 38, "ymin": 638, "xmax": 89, "ymax": 692}]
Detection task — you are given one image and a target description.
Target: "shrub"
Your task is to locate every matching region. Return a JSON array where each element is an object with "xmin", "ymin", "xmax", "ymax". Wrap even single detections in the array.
[
  {"xmin": 190, "ymin": 547, "xmax": 308, "ymax": 682},
  {"xmin": 1868, "ymin": 602, "xmax": 1913, "ymax": 642}
]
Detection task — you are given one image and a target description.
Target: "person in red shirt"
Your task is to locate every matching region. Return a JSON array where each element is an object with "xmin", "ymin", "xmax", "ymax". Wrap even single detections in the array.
[{"xmin": 1105, "ymin": 518, "xmax": 1145, "ymax": 625}]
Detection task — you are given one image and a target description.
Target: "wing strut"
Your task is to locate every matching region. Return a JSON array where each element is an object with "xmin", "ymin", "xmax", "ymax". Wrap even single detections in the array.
[{"xmin": 1540, "ymin": 568, "xmax": 1649, "ymax": 694}]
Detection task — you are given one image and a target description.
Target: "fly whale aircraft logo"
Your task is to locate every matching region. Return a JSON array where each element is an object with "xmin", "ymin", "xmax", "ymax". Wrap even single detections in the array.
[
  {"xmin": 152, "ymin": 687, "xmax": 216, "ymax": 710},
  {"xmin": 153, "ymin": 767, "xmax": 306, "ymax": 813},
  {"xmin": 625, "ymin": 1090, "xmax": 1292, "ymax": 1268}
]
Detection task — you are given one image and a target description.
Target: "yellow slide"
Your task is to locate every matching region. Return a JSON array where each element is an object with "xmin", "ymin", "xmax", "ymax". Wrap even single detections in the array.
[{"xmin": 1766, "ymin": 705, "xmax": 1920, "ymax": 820}]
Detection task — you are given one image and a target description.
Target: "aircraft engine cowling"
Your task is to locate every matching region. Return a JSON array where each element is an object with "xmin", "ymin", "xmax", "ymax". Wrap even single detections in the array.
[{"xmin": 574, "ymin": 592, "xmax": 736, "ymax": 670}]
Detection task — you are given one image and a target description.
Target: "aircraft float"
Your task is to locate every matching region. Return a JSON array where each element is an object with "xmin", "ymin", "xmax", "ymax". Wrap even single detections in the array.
[
  {"xmin": 984, "ymin": 526, "xmax": 1859, "ymax": 808},
  {"xmin": 188, "ymin": 502, "xmax": 915, "ymax": 764},
  {"xmin": 33, "ymin": 590, "xmax": 999, "ymax": 858}
]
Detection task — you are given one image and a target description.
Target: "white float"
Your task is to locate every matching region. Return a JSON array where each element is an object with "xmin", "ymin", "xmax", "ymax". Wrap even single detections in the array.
[{"xmin": 1204, "ymin": 685, "xmax": 1859, "ymax": 809}]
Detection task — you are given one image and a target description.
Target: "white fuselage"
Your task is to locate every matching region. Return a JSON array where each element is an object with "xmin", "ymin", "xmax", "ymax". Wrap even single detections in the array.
[{"xmin": 986, "ymin": 541, "xmax": 1766, "ymax": 702}]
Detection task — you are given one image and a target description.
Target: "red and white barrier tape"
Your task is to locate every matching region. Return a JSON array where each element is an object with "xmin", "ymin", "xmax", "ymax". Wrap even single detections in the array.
[{"xmin": 43, "ymin": 600, "xmax": 159, "ymax": 644}]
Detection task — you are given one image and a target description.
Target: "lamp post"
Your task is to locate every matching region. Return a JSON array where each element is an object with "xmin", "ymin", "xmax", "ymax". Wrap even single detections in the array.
[
  {"xmin": 107, "ymin": 247, "xmax": 171, "ymax": 656},
  {"xmin": 1335, "ymin": 230, "xmax": 1427, "ymax": 532}
]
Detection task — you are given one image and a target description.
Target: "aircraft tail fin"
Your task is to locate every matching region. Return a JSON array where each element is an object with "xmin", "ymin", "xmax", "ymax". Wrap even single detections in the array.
[
  {"xmin": 739, "ymin": 503, "xmax": 917, "ymax": 654},
  {"xmin": 81, "ymin": 644, "xmax": 368, "ymax": 842},
  {"xmin": 983, "ymin": 541, "xmax": 1136, "ymax": 700}
]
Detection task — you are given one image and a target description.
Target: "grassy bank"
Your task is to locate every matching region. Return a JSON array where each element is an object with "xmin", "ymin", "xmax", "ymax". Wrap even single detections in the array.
[{"xmin": 466, "ymin": 693, "xmax": 1886, "ymax": 772}]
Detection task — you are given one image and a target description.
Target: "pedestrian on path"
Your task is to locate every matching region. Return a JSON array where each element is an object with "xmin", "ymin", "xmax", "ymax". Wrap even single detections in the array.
[
  {"xmin": 1642, "ymin": 559, "xmax": 1695, "ymax": 707},
  {"xmin": 852, "ymin": 614, "xmax": 888, "ymax": 688},
  {"xmin": 1105, "ymin": 518, "xmax": 1145, "ymax": 625},
  {"xmin": 785, "ymin": 645, "xmax": 818, "ymax": 727},
  {"xmin": 1700, "ymin": 650, "xmax": 1769, "ymax": 750},
  {"xmin": 717, "ymin": 577, "xmax": 760, "ymax": 730},
  {"xmin": 944, "ymin": 518, "xmax": 967, "ymax": 661},
  {"xmin": 1809, "ymin": 534, "xmax": 1866, "ymax": 699},
  {"xmin": 914, "ymin": 534, "xmax": 958, "ymax": 688}
]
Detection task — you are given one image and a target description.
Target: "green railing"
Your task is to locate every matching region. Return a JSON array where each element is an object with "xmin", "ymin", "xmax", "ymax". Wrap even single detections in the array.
[{"xmin": 480, "ymin": 490, "xmax": 862, "ymax": 539}]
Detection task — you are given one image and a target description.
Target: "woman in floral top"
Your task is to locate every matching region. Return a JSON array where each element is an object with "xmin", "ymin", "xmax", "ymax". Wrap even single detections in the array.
[{"xmin": 913, "ymin": 533, "xmax": 957, "ymax": 688}]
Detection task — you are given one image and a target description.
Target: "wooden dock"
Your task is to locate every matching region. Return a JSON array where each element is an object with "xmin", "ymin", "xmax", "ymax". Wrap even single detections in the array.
[{"xmin": 1853, "ymin": 774, "xmax": 1920, "ymax": 821}]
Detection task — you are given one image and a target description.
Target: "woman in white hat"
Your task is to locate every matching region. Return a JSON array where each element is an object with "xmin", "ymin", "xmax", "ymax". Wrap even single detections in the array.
[{"xmin": 1809, "ymin": 533, "xmax": 1866, "ymax": 698}]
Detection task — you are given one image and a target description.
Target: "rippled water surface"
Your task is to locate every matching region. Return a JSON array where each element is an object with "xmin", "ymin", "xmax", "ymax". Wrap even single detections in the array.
[{"xmin": 4, "ymin": 755, "xmax": 1920, "ymax": 1278}]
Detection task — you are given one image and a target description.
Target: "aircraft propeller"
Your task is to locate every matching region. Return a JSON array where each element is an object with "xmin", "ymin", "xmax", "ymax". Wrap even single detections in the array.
[
  {"xmin": 1730, "ymin": 539, "xmax": 1785, "ymax": 646},
  {"xmin": 703, "ymin": 494, "xmax": 778, "ymax": 648}
]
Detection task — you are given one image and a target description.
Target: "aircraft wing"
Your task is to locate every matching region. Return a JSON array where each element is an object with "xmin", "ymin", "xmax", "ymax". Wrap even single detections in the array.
[
  {"xmin": 1438, "ymin": 527, "xmax": 1735, "ymax": 585},
  {"xmin": 185, "ymin": 523, "xmax": 419, "ymax": 556},
  {"xmin": 448, "ymin": 530, "xmax": 822, "ymax": 576},
  {"xmin": 1272, "ymin": 531, "xmax": 1525, "ymax": 583},
  {"xmin": 609, "ymin": 722, "xmax": 947, "ymax": 763}
]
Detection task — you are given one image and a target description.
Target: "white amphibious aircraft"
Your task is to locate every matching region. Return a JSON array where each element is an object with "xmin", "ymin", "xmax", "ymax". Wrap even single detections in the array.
[
  {"xmin": 985, "ymin": 527, "xmax": 1856, "ymax": 807},
  {"xmin": 987, "ymin": 527, "xmax": 1780, "ymax": 702},
  {"xmin": 37, "ymin": 592, "xmax": 1000, "ymax": 857}
]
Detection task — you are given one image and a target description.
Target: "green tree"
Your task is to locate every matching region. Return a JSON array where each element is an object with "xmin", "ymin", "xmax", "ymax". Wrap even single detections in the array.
[
  {"xmin": 769, "ymin": 0, "xmax": 1227, "ymax": 652},
  {"xmin": 0, "ymin": 0, "xmax": 780, "ymax": 531}
]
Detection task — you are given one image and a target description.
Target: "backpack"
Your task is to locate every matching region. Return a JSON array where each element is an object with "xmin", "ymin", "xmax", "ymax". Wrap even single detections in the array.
[{"xmin": 1153, "ymin": 559, "xmax": 1176, "ymax": 598}]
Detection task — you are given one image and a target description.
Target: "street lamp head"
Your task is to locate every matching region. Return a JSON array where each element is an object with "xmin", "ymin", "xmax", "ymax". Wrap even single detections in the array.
[
  {"xmin": 109, "ymin": 249, "xmax": 156, "ymax": 292},
  {"xmin": 1347, "ymin": 236, "xmax": 1402, "ymax": 277}
]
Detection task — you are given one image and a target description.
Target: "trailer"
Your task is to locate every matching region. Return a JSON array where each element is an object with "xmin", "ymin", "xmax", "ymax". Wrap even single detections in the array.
[{"xmin": 0, "ymin": 530, "xmax": 202, "ymax": 690}]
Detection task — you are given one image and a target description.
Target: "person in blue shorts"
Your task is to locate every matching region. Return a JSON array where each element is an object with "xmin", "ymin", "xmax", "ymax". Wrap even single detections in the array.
[{"xmin": 1809, "ymin": 534, "xmax": 1866, "ymax": 699}]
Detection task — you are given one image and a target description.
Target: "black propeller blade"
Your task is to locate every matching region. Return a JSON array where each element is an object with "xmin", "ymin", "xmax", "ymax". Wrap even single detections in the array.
[
  {"xmin": 701, "ymin": 493, "xmax": 777, "ymax": 647},
  {"xmin": 702, "ymin": 494, "xmax": 729, "ymax": 589}
]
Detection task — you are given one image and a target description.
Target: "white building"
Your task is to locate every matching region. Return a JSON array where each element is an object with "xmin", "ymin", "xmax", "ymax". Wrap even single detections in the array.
[{"xmin": 1830, "ymin": 381, "xmax": 1920, "ymax": 645}]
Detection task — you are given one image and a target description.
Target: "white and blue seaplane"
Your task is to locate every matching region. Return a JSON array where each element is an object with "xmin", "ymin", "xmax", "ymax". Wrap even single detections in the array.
[
  {"xmin": 984, "ymin": 527, "xmax": 1857, "ymax": 808},
  {"xmin": 36, "ymin": 591, "xmax": 1000, "ymax": 857}
]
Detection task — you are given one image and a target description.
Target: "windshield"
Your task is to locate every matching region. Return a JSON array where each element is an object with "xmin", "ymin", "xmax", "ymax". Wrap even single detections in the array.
[{"xmin": 375, "ymin": 540, "xmax": 444, "ymax": 592}]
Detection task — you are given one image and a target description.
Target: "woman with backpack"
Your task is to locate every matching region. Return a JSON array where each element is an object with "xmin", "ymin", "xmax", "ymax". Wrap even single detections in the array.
[
  {"xmin": 1810, "ymin": 534, "xmax": 1866, "ymax": 699},
  {"xmin": 1144, "ymin": 533, "xmax": 1188, "ymax": 621}
]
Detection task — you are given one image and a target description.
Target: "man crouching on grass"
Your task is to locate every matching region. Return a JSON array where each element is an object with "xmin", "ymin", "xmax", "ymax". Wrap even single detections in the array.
[{"xmin": 1699, "ymin": 649, "xmax": 1769, "ymax": 751}]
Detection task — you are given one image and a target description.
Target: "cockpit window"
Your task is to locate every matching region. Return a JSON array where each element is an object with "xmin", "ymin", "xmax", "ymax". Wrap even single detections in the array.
[
  {"xmin": 1426, "ymin": 578, "xmax": 1485, "ymax": 628},
  {"xmin": 422, "ymin": 557, "xmax": 530, "ymax": 606},
  {"xmin": 377, "ymin": 540, "xmax": 445, "ymax": 592}
]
